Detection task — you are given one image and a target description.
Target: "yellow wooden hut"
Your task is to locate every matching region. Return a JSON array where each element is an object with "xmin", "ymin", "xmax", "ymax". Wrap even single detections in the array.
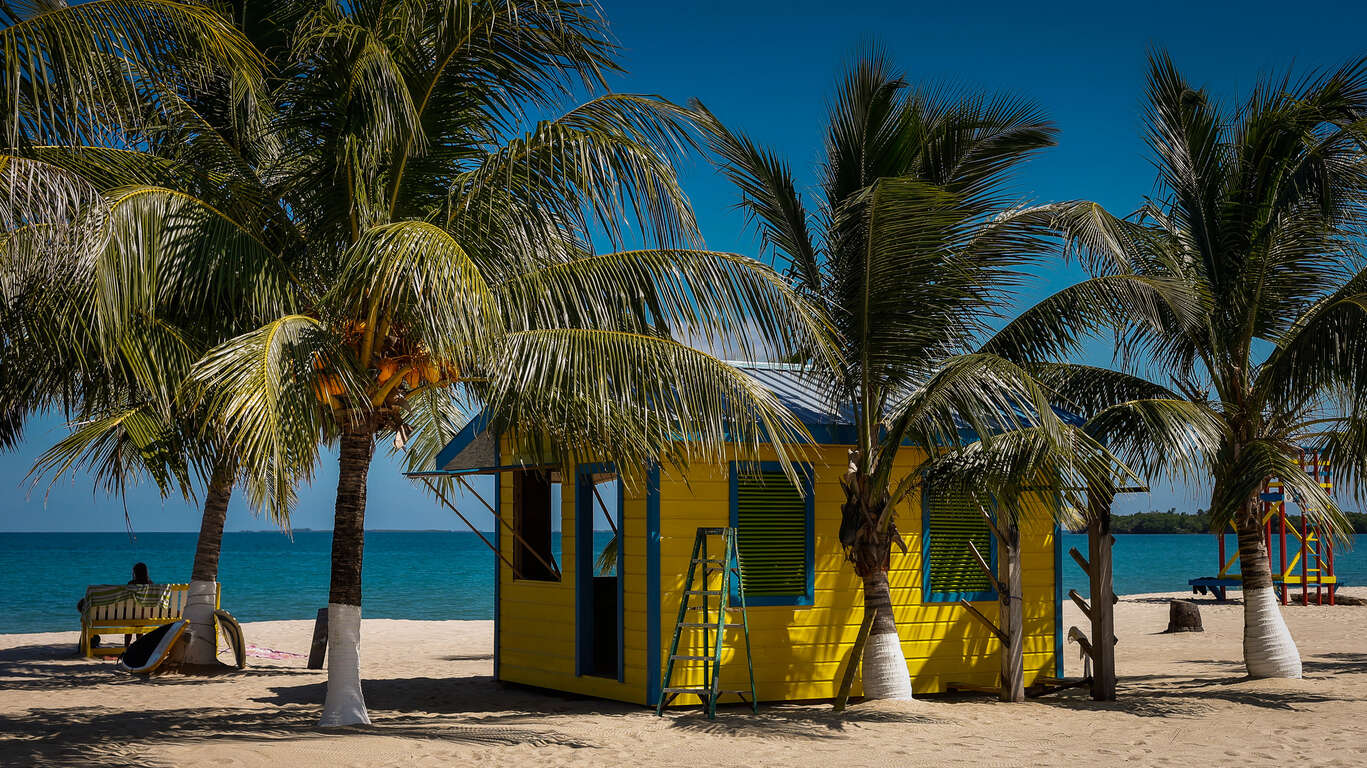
[{"xmin": 416, "ymin": 363, "xmax": 1065, "ymax": 706}]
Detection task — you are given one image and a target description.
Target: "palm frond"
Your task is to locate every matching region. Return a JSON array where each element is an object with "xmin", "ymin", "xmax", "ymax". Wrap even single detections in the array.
[
  {"xmin": 449, "ymin": 93, "xmax": 699, "ymax": 249},
  {"xmin": 28, "ymin": 404, "xmax": 192, "ymax": 501},
  {"xmin": 501, "ymin": 248, "xmax": 836, "ymax": 365},
  {"xmin": 1, "ymin": 0, "xmax": 266, "ymax": 145},
  {"xmin": 485, "ymin": 328, "xmax": 813, "ymax": 488},
  {"xmin": 329, "ymin": 220, "xmax": 499, "ymax": 369},
  {"xmin": 188, "ymin": 315, "xmax": 357, "ymax": 524},
  {"xmin": 690, "ymin": 100, "xmax": 822, "ymax": 293}
]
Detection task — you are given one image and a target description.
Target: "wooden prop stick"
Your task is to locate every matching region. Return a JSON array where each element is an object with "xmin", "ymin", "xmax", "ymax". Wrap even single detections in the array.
[
  {"xmin": 1067, "ymin": 625, "xmax": 1095, "ymax": 661},
  {"xmin": 977, "ymin": 504, "xmax": 1010, "ymax": 549},
  {"xmin": 968, "ymin": 540, "xmax": 1006, "ymax": 596},
  {"xmin": 454, "ymin": 474, "xmax": 561, "ymax": 579},
  {"xmin": 1068, "ymin": 547, "xmax": 1092, "ymax": 578},
  {"xmin": 958, "ymin": 598, "xmax": 1007, "ymax": 644},
  {"xmin": 591, "ymin": 483, "xmax": 619, "ymax": 534},
  {"xmin": 834, "ymin": 609, "xmax": 875, "ymax": 710},
  {"xmin": 422, "ymin": 478, "xmax": 525, "ymax": 579},
  {"xmin": 1068, "ymin": 589, "xmax": 1093, "ymax": 622}
]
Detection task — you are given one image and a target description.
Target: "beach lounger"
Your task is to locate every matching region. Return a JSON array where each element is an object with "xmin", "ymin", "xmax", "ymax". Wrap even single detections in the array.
[
  {"xmin": 118, "ymin": 620, "xmax": 189, "ymax": 674},
  {"xmin": 79, "ymin": 583, "xmax": 220, "ymax": 658}
]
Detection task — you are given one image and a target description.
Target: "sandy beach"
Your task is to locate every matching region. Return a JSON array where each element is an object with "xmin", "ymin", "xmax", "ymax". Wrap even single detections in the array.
[{"xmin": 2, "ymin": 589, "xmax": 1364, "ymax": 767}]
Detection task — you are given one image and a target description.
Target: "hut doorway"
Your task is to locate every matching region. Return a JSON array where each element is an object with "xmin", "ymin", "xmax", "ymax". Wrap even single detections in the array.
[{"xmin": 576, "ymin": 464, "xmax": 624, "ymax": 680}]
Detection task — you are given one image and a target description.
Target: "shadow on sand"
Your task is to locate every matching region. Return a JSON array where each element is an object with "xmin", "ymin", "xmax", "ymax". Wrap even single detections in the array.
[
  {"xmin": 663, "ymin": 704, "xmax": 947, "ymax": 740},
  {"xmin": 0, "ymin": 704, "xmax": 594, "ymax": 767}
]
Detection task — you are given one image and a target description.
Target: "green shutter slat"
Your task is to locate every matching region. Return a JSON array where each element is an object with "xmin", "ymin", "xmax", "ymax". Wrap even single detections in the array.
[
  {"xmin": 926, "ymin": 492, "xmax": 993, "ymax": 596},
  {"xmin": 734, "ymin": 471, "xmax": 807, "ymax": 597}
]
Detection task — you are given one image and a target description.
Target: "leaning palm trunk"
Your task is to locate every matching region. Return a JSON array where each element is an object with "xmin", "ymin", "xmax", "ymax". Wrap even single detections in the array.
[
  {"xmin": 859, "ymin": 570, "xmax": 913, "ymax": 698},
  {"xmin": 845, "ymin": 482, "xmax": 913, "ymax": 700},
  {"xmin": 182, "ymin": 461, "xmax": 234, "ymax": 667},
  {"xmin": 1235, "ymin": 502, "xmax": 1301, "ymax": 679},
  {"xmin": 320, "ymin": 426, "xmax": 376, "ymax": 726}
]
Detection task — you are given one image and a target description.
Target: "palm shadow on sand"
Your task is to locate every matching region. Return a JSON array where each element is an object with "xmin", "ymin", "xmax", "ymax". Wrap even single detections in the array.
[
  {"xmin": 663, "ymin": 705, "xmax": 948, "ymax": 740},
  {"xmin": 0, "ymin": 703, "xmax": 595, "ymax": 767}
]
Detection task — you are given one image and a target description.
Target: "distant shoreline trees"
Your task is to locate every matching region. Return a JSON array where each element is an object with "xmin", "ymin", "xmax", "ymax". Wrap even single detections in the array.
[{"xmin": 1088, "ymin": 509, "xmax": 1367, "ymax": 535}]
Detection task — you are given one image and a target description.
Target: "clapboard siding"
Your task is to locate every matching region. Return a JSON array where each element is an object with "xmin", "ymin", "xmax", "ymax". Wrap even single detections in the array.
[
  {"xmin": 493, "ymin": 439, "xmax": 1060, "ymax": 707},
  {"xmin": 496, "ymin": 454, "xmax": 651, "ymax": 704},
  {"xmin": 657, "ymin": 444, "xmax": 1059, "ymax": 704}
]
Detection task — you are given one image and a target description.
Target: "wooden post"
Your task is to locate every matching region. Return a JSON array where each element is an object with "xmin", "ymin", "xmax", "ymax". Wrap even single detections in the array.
[
  {"xmin": 834, "ymin": 610, "xmax": 874, "ymax": 711},
  {"xmin": 1001, "ymin": 518, "xmax": 1024, "ymax": 703},
  {"xmin": 1086, "ymin": 484, "xmax": 1117, "ymax": 701},
  {"xmin": 307, "ymin": 607, "xmax": 328, "ymax": 670}
]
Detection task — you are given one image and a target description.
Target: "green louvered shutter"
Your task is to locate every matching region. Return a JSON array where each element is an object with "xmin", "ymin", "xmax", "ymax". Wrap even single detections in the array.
[
  {"xmin": 925, "ymin": 492, "xmax": 994, "ymax": 597},
  {"xmin": 734, "ymin": 470, "xmax": 809, "ymax": 598}
]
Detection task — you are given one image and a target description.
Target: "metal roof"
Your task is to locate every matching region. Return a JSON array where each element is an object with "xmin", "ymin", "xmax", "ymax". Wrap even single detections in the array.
[{"xmin": 422, "ymin": 361, "xmax": 1086, "ymax": 474}]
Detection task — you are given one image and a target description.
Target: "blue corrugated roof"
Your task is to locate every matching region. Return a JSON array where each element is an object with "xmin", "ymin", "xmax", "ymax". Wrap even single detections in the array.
[
  {"xmin": 424, "ymin": 361, "xmax": 1086, "ymax": 473},
  {"xmin": 729, "ymin": 361, "xmax": 1085, "ymax": 443}
]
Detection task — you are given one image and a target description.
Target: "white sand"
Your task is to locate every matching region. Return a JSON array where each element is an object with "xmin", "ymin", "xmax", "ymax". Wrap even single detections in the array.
[{"xmin": 2, "ymin": 590, "xmax": 1365, "ymax": 767}]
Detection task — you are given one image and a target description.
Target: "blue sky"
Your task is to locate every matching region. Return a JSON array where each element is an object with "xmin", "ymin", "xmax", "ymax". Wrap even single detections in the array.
[{"xmin": 3, "ymin": 0, "xmax": 1365, "ymax": 532}]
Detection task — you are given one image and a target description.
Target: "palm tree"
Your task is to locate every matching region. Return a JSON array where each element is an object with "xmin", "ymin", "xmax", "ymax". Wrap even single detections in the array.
[
  {"xmin": 921, "ymin": 426, "xmax": 1123, "ymax": 700},
  {"xmin": 987, "ymin": 51, "xmax": 1367, "ymax": 679},
  {"xmin": 0, "ymin": 0, "xmax": 283, "ymax": 666},
  {"xmin": 694, "ymin": 52, "xmax": 1089, "ymax": 699},
  {"xmin": 155, "ymin": 2, "xmax": 834, "ymax": 726}
]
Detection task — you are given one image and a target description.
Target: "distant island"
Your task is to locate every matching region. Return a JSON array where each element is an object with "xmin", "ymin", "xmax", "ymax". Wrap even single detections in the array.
[{"xmin": 1100, "ymin": 508, "xmax": 1367, "ymax": 534}]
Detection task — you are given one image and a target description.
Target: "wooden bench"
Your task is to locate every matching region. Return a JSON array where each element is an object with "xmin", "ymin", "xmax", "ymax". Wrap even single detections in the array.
[{"xmin": 79, "ymin": 583, "xmax": 220, "ymax": 657}]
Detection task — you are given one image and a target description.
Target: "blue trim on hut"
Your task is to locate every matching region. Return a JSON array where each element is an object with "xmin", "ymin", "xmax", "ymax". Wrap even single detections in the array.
[
  {"xmin": 493, "ymin": 438, "xmax": 501, "ymax": 681},
  {"xmin": 1053, "ymin": 520, "xmax": 1064, "ymax": 679},
  {"xmin": 646, "ymin": 464, "xmax": 661, "ymax": 706}
]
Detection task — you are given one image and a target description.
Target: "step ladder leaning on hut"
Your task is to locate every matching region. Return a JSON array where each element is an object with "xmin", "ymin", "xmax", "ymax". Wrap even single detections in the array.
[{"xmin": 657, "ymin": 527, "xmax": 758, "ymax": 719}]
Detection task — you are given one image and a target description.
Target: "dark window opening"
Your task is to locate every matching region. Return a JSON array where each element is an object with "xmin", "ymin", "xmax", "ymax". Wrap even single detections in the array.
[{"xmin": 513, "ymin": 469, "xmax": 561, "ymax": 581}]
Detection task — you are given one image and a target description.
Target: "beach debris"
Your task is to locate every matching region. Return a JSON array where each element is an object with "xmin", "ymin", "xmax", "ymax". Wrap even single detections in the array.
[
  {"xmin": 1165, "ymin": 599, "xmax": 1203, "ymax": 633},
  {"xmin": 245, "ymin": 644, "xmax": 306, "ymax": 660},
  {"xmin": 308, "ymin": 607, "xmax": 328, "ymax": 669}
]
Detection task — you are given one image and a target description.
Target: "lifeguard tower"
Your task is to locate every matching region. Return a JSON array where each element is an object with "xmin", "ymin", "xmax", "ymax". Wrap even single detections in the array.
[{"xmin": 1189, "ymin": 449, "xmax": 1340, "ymax": 604}]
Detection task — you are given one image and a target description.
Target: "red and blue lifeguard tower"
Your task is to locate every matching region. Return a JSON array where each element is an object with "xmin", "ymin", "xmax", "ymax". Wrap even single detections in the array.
[{"xmin": 1189, "ymin": 449, "xmax": 1340, "ymax": 604}]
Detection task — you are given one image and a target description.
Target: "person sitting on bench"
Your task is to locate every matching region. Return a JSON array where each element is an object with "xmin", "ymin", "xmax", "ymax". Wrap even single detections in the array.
[{"xmin": 77, "ymin": 562, "xmax": 153, "ymax": 648}]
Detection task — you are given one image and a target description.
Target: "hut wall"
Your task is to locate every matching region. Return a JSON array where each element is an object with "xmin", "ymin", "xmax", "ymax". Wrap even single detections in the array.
[
  {"xmin": 494, "ymin": 461, "xmax": 652, "ymax": 704},
  {"xmin": 656, "ymin": 444, "xmax": 1060, "ymax": 704}
]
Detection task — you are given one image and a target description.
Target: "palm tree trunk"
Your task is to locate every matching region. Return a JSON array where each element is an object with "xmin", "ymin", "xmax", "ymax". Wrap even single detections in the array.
[
  {"xmin": 182, "ymin": 457, "xmax": 234, "ymax": 666},
  {"xmin": 1236, "ymin": 500, "xmax": 1301, "ymax": 678},
  {"xmin": 999, "ymin": 518, "xmax": 1024, "ymax": 702},
  {"xmin": 842, "ymin": 471, "xmax": 914, "ymax": 701},
  {"xmin": 859, "ymin": 568, "xmax": 913, "ymax": 699},
  {"xmin": 320, "ymin": 425, "xmax": 376, "ymax": 726},
  {"xmin": 1086, "ymin": 486, "xmax": 1117, "ymax": 701}
]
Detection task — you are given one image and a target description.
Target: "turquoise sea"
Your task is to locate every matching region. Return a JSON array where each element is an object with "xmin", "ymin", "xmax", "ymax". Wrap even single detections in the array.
[{"xmin": 2, "ymin": 531, "xmax": 1363, "ymax": 634}]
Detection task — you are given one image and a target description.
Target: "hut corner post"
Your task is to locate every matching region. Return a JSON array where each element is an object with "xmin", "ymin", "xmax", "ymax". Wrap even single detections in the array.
[
  {"xmin": 1000, "ymin": 520, "xmax": 1025, "ymax": 703},
  {"xmin": 1078, "ymin": 486, "xmax": 1117, "ymax": 701},
  {"xmin": 961, "ymin": 505, "xmax": 1025, "ymax": 703}
]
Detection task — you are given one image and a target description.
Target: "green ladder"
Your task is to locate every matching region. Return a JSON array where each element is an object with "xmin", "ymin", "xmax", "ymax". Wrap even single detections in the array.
[{"xmin": 656, "ymin": 527, "xmax": 758, "ymax": 719}]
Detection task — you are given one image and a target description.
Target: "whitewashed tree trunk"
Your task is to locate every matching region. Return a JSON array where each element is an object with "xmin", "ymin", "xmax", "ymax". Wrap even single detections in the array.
[
  {"xmin": 181, "ymin": 580, "xmax": 220, "ymax": 665},
  {"xmin": 320, "ymin": 427, "xmax": 374, "ymax": 726},
  {"xmin": 1236, "ymin": 510, "xmax": 1301, "ymax": 679},
  {"xmin": 859, "ymin": 572, "xmax": 914, "ymax": 699},
  {"xmin": 181, "ymin": 461, "xmax": 233, "ymax": 667},
  {"xmin": 319, "ymin": 602, "xmax": 370, "ymax": 726}
]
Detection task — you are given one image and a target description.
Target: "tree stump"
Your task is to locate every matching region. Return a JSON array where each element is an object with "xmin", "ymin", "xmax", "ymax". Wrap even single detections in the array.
[{"xmin": 1165, "ymin": 599, "xmax": 1203, "ymax": 633}]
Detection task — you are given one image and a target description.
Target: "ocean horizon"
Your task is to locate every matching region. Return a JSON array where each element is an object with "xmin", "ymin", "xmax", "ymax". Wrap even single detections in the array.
[{"xmin": 3, "ymin": 531, "xmax": 1363, "ymax": 634}]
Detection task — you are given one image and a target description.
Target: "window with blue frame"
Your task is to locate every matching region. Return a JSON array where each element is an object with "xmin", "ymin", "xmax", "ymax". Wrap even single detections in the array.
[
  {"xmin": 730, "ymin": 463, "xmax": 814, "ymax": 606},
  {"xmin": 922, "ymin": 489, "xmax": 996, "ymax": 602}
]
